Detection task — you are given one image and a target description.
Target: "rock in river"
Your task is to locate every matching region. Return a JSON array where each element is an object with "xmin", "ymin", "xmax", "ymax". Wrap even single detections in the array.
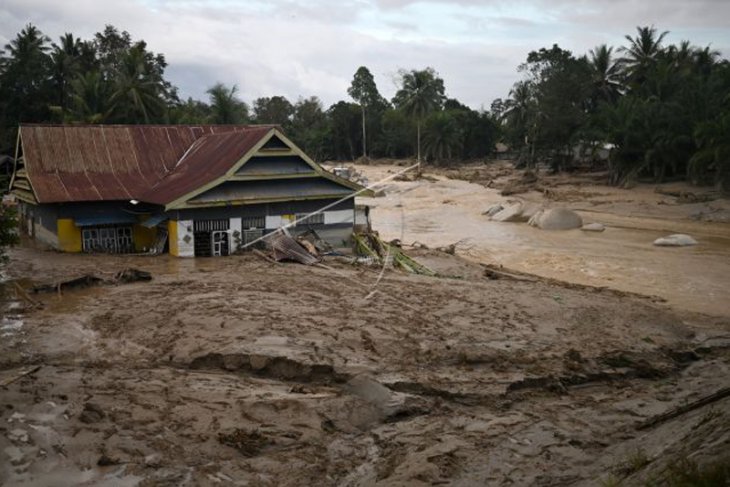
[
  {"xmin": 653, "ymin": 234, "xmax": 697, "ymax": 247},
  {"xmin": 528, "ymin": 208, "xmax": 583, "ymax": 230}
]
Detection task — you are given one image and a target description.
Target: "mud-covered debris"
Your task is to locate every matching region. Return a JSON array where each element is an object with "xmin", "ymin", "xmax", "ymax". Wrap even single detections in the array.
[
  {"xmin": 114, "ymin": 268, "xmax": 152, "ymax": 283},
  {"xmin": 267, "ymin": 231, "xmax": 320, "ymax": 265},
  {"xmin": 637, "ymin": 386, "xmax": 730, "ymax": 431},
  {"xmin": 33, "ymin": 268, "xmax": 152, "ymax": 293},
  {"xmin": 320, "ymin": 418, "xmax": 337, "ymax": 433},
  {"xmin": 97, "ymin": 453, "xmax": 120, "ymax": 466},
  {"xmin": 507, "ymin": 376, "xmax": 568, "ymax": 394},
  {"xmin": 189, "ymin": 352, "xmax": 348, "ymax": 383},
  {"xmin": 33, "ymin": 275, "xmax": 103, "ymax": 293},
  {"xmin": 564, "ymin": 349, "xmax": 585, "ymax": 363},
  {"xmin": 218, "ymin": 429, "xmax": 273, "ymax": 457},
  {"xmin": 354, "ymin": 233, "xmax": 437, "ymax": 276},
  {"xmin": 79, "ymin": 402, "xmax": 105, "ymax": 423}
]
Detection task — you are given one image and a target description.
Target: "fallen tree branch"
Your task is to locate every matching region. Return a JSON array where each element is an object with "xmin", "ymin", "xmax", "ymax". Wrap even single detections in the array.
[
  {"xmin": 636, "ymin": 386, "xmax": 730, "ymax": 430},
  {"xmin": 0, "ymin": 366, "xmax": 41, "ymax": 387}
]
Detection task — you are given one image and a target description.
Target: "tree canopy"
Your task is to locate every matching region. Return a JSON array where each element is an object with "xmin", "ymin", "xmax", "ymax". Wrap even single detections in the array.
[{"xmin": 1, "ymin": 22, "xmax": 728, "ymax": 190}]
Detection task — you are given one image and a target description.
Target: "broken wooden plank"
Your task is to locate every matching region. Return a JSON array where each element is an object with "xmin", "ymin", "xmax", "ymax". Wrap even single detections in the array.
[
  {"xmin": 13, "ymin": 282, "xmax": 42, "ymax": 308},
  {"xmin": 636, "ymin": 386, "xmax": 730, "ymax": 430},
  {"xmin": 0, "ymin": 366, "xmax": 41, "ymax": 387}
]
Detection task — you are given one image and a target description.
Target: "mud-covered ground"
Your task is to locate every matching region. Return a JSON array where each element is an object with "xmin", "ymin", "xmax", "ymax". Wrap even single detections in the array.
[
  {"xmin": 2, "ymin": 161, "xmax": 730, "ymax": 486},
  {"xmin": 1, "ymin": 245, "xmax": 729, "ymax": 486}
]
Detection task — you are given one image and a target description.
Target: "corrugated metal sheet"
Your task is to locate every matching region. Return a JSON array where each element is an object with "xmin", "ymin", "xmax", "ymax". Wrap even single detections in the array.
[
  {"xmin": 140, "ymin": 127, "xmax": 273, "ymax": 205},
  {"xmin": 21, "ymin": 124, "xmax": 274, "ymax": 204},
  {"xmin": 267, "ymin": 231, "xmax": 320, "ymax": 265}
]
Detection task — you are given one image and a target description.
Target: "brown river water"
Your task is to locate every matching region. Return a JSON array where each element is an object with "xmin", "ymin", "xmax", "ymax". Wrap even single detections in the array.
[{"xmin": 355, "ymin": 165, "xmax": 730, "ymax": 317}]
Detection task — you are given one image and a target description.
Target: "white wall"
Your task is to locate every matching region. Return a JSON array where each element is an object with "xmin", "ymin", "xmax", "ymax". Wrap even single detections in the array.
[
  {"xmin": 324, "ymin": 209, "xmax": 354, "ymax": 225},
  {"xmin": 176, "ymin": 220, "xmax": 195, "ymax": 257}
]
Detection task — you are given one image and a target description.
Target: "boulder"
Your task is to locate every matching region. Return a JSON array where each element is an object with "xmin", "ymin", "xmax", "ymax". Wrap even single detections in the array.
[
  {"xmin": 529, "ymin": 208, "xmax": 583, "ymax": 230},
  {"xmin": 581, "ymin": 223, "xmax": 605, "ymax": 232},
  {"xmin": 653, "ymin": 234, "xmax": 697, "ymax": 247}
]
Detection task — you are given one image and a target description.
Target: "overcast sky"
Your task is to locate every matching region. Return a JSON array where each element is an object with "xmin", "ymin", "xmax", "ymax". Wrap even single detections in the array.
[{"xmin": 2, "ymin": 0, "xmax": 728, "ymax": 110}]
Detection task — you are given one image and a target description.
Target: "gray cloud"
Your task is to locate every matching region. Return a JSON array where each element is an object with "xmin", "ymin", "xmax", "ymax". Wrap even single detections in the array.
[{"xmin": 1, "ymin": 0, "xmax": 728, "ymax": 110}]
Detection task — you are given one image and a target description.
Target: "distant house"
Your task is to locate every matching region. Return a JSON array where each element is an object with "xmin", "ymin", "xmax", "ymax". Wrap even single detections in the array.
[{"xmin": 9, "ymin": 124, "xmax": 366, "ymax": 256}]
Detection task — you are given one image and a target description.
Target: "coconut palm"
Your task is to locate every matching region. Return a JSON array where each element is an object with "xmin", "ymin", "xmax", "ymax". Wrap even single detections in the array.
[
  {"xmin": 422, "ymin": 111, "xmax": 462, "ymax": 162},
  {"xmin": 207, "ymin": 83, "xmax": 248, "ymax": 124},
  {"xmin": 392, "ymin": 68, "xmax": 446, "ymax": 163},
  {"xmin": 619, "ymin": 25, "xmax": 669, "ymax": 86},
  {"xmin": 0, "ymin": 24, "xmax": 52, "ymax": 124},
  {"xmin": 67, "ymin": 71, "xmax": 114, "ymax": 123},
  {"xmin": 587, "ymin": 44, "xmax": 622, "ymax": 105},
  {"xmin": 110, "ymin": 45, "xmax": 165, "ymax": 123},
  {"xmin": 50, "ymin": 33, "xmax": 82, "ymax": 116}
]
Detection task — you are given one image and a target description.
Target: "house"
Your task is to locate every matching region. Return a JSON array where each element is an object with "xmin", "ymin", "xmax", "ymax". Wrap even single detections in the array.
[{"xmin": 9, "ymin": 124, "xmax": 367, "ymax": 256}]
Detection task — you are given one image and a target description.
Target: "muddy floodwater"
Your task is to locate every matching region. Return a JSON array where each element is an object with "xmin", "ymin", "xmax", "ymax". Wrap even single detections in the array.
[{"xmin": 355, "ymin": 164, "xmax": 730, "ymax": 317}]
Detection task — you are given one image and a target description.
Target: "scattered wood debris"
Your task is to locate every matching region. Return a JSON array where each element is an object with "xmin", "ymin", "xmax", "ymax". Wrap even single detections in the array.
[
  {"xmin": 354, "ymin": 233, "xmax": 437, "ymax": 276},
  {"xmin": 218, "ymin": 429, "xmax": 273, "ymax": 457},
  {"xmin": 636, "ymin": 386, "xmax": 730, "ymax": 431},
  {"xmin": 32, "ymin": 268, "xmax": 152, "ymax": 294},
  {"xmin": 267, "ymin": 231, "xmax": 320, "ymax": 265}
]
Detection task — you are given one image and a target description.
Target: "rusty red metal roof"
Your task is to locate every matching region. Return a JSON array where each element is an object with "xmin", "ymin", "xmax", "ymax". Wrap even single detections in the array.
[
  {"xmin": 140, "ymin": 127, "xmax": 273, "ymax": 206},
  {"xmin": 20, "ymin": 124, "xmax": 275, "ymax": 205}
]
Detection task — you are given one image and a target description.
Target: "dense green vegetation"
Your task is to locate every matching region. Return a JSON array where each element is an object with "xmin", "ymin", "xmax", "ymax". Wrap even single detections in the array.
[
  {"xmin": 494, "ymin": 26, "xmax": 730, "ymax": 189},
  {"xmin": 1, "ymin": 23, "xmax": 728, "ymax": 190}
]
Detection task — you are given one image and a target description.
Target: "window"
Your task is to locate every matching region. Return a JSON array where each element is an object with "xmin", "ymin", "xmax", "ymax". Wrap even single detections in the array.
[
  {"xmin": 81, "ymin": 226, "xmax": 133, "ymax": 253},
  {"xmin": 242, "ymin": 216, "xmax": 265, "ymax": 229},
  {"xmin": 295, "ymin": 213, "xmax": 324, "ymax": 226},
  {"xmin": 193, "ymin": 219, "xmax": 229, "ymax": 232}
]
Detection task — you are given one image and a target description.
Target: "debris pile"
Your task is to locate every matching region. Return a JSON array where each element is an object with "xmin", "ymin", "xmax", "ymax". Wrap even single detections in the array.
[
  {"xmin": 266, "ymin": 231, "xmax": 320, "ymax": 265},
  {"xmin": 32, "ymin": 268, "xmax": 152, "ymax": 294},
  {"xmin": 353, "ymin": 233, "xmax": 437, "ymax": 276}
]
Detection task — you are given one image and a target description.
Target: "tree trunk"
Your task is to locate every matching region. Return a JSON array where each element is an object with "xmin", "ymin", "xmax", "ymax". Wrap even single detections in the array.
[
  {"xmin": 417, "ymin": 121, "xmax": 421, "ymax": 165},
  {"xmin": 361, "ymin": 106, "xmax": 367, "ymax": 159}
]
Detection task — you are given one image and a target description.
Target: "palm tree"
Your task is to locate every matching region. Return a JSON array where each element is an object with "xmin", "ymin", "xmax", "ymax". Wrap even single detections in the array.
[
  {"xmin": 67, "ymin": 71, "xmax": 114, "ymax": 123},
  {"xmin": 110, "ymin": 46, "xmax": 164, "ymax": 123},
  {"xmin": 50, "ymin": 33, "xmax": 82, "ymax": 117},
  {"xmin": 692, "ymin": 45, "xmax": 721, "ymax": 78},
  {"xmin": 502, "ymin": 81, "xmax": 539, "ymax": 166},
  {"xmin": 690, "ymin": 111, "xmax": 730, "ymax": 190},
  {"xmin": 587, "ymin": 44, "xmax": 622, "ymax": 105},
  {"xmin": 393, "ymin": 68, "xmax": 446, "ymax": 164},
  {"xmin": 422, "ymin": 112, "xmax": 461, "ymax": 162},
  {"xmin": 1, "ymin": 24, "xmax": 52, "ymax": 123},
  {"xmin": 207, "ymin": 83, "xmax": 248, "ymax": 124},
  {"xmin": 619, "ymin": 25, "xmax": 669, "ymax": 87}
]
